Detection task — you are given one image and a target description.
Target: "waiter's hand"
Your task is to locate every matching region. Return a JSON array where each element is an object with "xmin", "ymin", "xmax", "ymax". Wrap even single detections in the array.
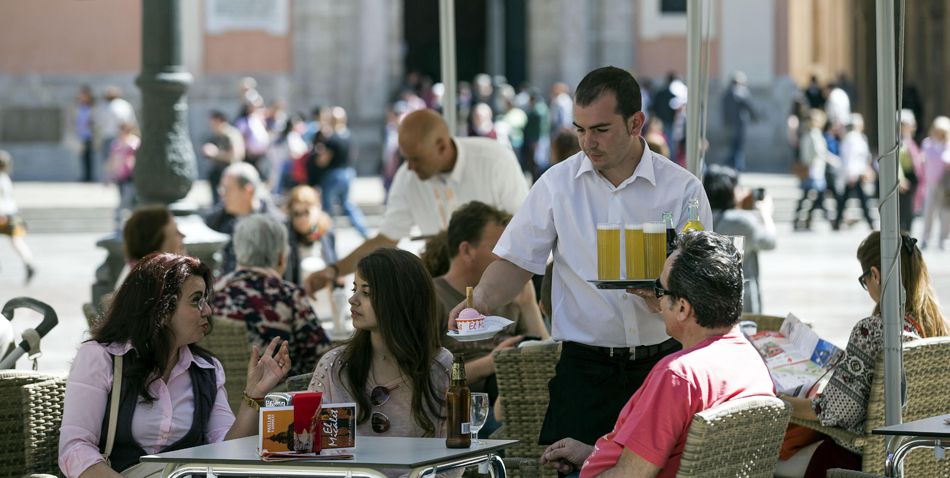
[
  {"xmin": 448, "ymin": 292, "xmax": 490, "ymax": 331},
  {"xmin": 628, "ymin": 288, "xmax": 661, "ymax": 313},
  {"xmin": 447, "ymin": 300, "xmax": 467, "ymax": 331}
]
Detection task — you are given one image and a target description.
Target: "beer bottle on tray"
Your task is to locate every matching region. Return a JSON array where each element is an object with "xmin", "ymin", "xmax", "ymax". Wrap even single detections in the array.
[
  {"xmin": 445, "ymin": 355, "xmax": 472, "ymax": 448},
  {"xmin": 681, "ymin": 198, "xmax": 705, "ymax": 234},
  {"xmin": 663, "ymin": 211, "xmax": 677, "ymax": 256}
]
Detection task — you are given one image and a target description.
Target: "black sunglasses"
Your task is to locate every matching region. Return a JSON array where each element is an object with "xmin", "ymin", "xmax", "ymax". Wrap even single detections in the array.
[
  {"xmin": 653, "ymin": 278, "xmax": 676, "ymax": 299},
  {"xmin": 370, "ymin": 385, "xmax": 397, "ymax": 433},
  {"xmin": 858, "ymin": 270, "xmax": 871, "ymax": 291}
]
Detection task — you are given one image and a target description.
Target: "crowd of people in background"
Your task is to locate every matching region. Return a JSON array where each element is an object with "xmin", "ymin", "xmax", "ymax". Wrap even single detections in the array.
[
  {"xmin": 789, "ymin": 74, "xmax": 950, "ymax": 248},
  {"xmin": 40, "ymin": 62, "xmax": 950, "ymax": 478}
]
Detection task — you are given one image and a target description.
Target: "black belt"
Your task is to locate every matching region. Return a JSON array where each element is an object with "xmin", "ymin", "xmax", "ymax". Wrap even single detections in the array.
[{"xmin": 564, "ymin": 338, "xmax": 680, "ymax": 361}]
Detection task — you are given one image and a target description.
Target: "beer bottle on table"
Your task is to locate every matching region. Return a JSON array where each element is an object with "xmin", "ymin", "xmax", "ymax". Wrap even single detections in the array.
[
  {"xmin": 663, "ymin": 211, "xmax": 677, "ymax": 256},
  {"xmin": 681, "ymin": 198, "xmax": 705, "ymax": 234},
  {"xmin": 445, "ymin": 355, "xmax": 472, "ymax": 448}
]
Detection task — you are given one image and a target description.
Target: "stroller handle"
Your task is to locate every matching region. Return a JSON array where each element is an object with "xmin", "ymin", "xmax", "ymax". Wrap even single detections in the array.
[{"xmin": 2, "ymin": 297, "xmax": 59, "ymax": 338}]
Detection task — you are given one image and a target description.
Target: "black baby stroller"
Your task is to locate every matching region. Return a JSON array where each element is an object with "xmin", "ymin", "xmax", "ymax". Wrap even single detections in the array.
[{"xmin": 0, "ymin": 297, "xmax": 58, "ymax": 369}]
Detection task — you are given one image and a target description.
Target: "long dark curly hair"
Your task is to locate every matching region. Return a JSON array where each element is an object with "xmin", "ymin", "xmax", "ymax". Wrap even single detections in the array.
[
  {"xmin": 337, "ymin": 248, "xmax": 444, "ymax": 436},
  {"xmin": 93, "ymin": 253, "xmax": 215, "ymax": 402}
]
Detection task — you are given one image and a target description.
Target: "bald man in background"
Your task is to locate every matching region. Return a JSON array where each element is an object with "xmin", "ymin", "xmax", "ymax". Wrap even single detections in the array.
[{"xmin": 306, "ymin": 109, "xmax": 529, "ymax": 293}]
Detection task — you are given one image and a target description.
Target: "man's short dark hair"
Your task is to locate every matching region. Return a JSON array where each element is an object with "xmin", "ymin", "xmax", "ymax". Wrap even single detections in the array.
[
  {"xmin": 703, "ymin": 164, "xmax": 738, "ymax": 211},
  {"xmin": 447, "ymin": 201, "xmax": 511, "ymax": 259},
  {"xmin": 574, "ymin": 66, "xmax": 642, "ymax": 121},
  {"xmin": 667, "ymin": 232, "xmax": 743, "ymax": 328},
  {"xmin": 209, "ymin": 110, "xmax": 227, "ymax": 122}
]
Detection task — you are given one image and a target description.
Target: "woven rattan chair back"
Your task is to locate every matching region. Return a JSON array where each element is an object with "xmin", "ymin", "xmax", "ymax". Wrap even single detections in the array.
[
  {"xmin": 23, "ymin": 377, "xmax": 66, "ymax": 476},
  {"xmin": 676, "ymin": 395, "xmax": 790, "ymax": 478},
  {"xmin": 285, "ymin": 372, "xmax": 313, "ymax": 392},
  {"xmin": 740, "ymin": 314, "xmax": 786, "ymax": 333},
  {"xmin": 861, "ymin": 336, "xmax": 950, "ymax": 476},
  {"xmin": 81, "ymin": 303, "xmax": 99, "ymax": 331},
  {"xmin": 493, "ymin": 342, "xmax": 561, "ymax": 478},
  {"xmin": 0, "ymin": 371, "xmax": 64, "ymax": 478},
  {"xmin": 201, "ymin": 317, "xmax": 251, "ymax": 413}
]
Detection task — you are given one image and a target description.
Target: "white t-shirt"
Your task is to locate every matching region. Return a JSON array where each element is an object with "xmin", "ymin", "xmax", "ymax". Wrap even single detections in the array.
[
  {"xmin": 379, "ymin": 137, "xmax": 528, "ymax": 239},
  {"xmin": 494, "ymin": 143, "xmax": 713, "ymax": 347},
  {"xmin": 98, "ymin": 98, "xmax": 138, "ymax": 138},
  {"xmin": 0, "ymin": 173, "xmax": 16, "ymax": 215}
]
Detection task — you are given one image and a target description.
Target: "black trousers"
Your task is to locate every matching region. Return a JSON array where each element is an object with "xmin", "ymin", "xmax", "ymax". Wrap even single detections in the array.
[{"xmin": 538, "ymin": 339, "xmax": 681, "ymax": 446}]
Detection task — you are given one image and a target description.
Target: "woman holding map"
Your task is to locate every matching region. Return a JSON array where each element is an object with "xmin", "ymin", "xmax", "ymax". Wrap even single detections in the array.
[{"xmin": 776, "ymin": 231, "xmax": 949, "ymax": 477}]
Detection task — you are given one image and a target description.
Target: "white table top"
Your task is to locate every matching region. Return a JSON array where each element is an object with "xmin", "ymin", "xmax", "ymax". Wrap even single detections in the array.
[{"xmin": 141, "ymin": 435, "xmax": 518, "ymax": 469}]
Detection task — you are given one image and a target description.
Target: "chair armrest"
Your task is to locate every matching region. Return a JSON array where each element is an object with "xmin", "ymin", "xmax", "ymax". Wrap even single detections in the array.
[{"xmin": 789, "ymin": 417, "xmax": 863, "ymax": 447}]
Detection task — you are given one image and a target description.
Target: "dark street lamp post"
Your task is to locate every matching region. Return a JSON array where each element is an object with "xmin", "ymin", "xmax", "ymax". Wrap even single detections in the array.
[{"xmin": 91, "ymin": 0, "xmax": 227, "ymax": 307}]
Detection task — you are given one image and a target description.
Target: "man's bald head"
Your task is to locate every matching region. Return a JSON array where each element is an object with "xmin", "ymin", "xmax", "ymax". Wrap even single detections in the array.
[
  {"xmin": 399, "ymin": 108, "xmax": 449, "ymax": 144},
  {"xmin": 398, "ymin": 109, "xmax": 455, "ymax": 180}
]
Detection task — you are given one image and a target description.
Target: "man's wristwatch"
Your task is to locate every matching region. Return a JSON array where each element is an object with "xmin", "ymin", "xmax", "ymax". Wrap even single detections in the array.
[
  {"xmin": 243, "ymin": 391, "xmax": 265, "ymax": 411},
  {"xmin": 328, "ymin": 263, "xmax": 340, "ymax": 279}
]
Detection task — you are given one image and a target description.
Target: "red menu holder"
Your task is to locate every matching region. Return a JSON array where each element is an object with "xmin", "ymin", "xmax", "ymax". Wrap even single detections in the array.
[{"xmin": 292, "ymin": 392, "xmax": 323, "ymax": 453}]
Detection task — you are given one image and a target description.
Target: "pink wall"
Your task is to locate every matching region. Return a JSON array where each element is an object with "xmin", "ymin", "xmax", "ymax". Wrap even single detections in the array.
[
  {"xmin": 0, "ymin": 0, "xmax": 141, "ymax": 74},
  {"xmin": 0, "ymin": 1, "xmax": 292, "ymax": 76},
  {"xmin": 636, "ymin": 37, "xmax": 720, "ymax": 81},
  {"xmin": 203, "ymin": 31, "xmax": 291, "ymax": 74}
]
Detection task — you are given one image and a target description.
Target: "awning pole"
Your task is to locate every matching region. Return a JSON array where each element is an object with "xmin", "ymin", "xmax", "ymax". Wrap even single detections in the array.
[
  {"xmin": 875, "ymin": 0, "xmax": 903, "ymax": 428},
  {"xmin": 686, "ymin": 0, "xmax": 703, "ymax": 178},
  {"xmin": 439, "ymin": 0, "xmax": 458, "ymax": 135}
]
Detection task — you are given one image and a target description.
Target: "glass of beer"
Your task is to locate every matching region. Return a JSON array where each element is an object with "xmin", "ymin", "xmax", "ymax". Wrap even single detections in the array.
[
  {"xmin": 596, "ymin": 223, "xmax": 621, "ymax": 280},
  {"xmin": 625, "ymin": 224, "xmax": 645, "ymax": 279},
  {"xmin": 643, "ymin": 222, "xmax": 667, "ymax": 278}
]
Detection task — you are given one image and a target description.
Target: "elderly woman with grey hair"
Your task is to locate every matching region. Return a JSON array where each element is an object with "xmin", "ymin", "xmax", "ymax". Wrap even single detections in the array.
[{"xmin": 212, "ymin": 213, "xmax": 330, "ymax": 376}]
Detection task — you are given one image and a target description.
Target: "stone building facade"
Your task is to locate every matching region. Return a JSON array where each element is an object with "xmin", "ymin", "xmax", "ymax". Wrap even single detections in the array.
[{"xmin": 3, "ymin": 0, "xmax": 920, "ymax": 180}]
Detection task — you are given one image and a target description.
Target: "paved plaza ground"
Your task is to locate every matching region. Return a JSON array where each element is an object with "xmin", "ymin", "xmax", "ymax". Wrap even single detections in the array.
[{"xmin": 1, "ymin": 174, "xmax": 948, "ymax": 375}]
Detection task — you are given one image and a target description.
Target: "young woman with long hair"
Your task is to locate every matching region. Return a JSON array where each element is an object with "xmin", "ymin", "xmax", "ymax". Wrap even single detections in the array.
[
  {"xmin": 779, "ymin": 231, "xmax": 948, "ymax": 477},
  {"xmin": 308, "ymin": 248, "xmax": 450, "ymax": 438}
]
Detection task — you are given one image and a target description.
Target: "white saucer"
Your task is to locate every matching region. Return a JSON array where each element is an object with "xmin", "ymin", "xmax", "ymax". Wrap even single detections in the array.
[{"xmin": 446, "ymin": 315, "xmax": 513, "ymax": 342}]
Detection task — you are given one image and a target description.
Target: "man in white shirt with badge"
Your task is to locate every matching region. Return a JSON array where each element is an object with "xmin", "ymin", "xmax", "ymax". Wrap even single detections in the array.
[
  {"xmin": 450, "ymin": 66, "xmax": 713, "ymax": 448},
  {"xmin": 305, "ymin": 108, "xmax": 528, "ymax": 294}
]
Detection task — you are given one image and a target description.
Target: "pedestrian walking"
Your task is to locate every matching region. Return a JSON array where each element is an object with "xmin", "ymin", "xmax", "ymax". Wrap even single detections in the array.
[{"xmin": 0, "ymin": 150, "xmax": 36, "ymax": 283}]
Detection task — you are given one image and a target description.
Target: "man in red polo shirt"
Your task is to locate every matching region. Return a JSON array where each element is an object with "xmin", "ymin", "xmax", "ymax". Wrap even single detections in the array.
[{"xmin": 540, "ymin": 232, "xmax": 774, "ymax": 477}]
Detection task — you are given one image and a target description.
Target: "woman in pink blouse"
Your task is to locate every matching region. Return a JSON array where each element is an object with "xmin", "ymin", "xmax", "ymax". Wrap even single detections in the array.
[
  {"xmin": 59, "ymin": 253, "xmax": 292, "ymax": 478},
  {"xmin": 308, "ymin": 248, "xmax": 452, "ymax": 439}
]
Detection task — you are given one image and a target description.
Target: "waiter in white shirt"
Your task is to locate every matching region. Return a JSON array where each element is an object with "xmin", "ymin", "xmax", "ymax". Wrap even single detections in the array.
[
  {"xmin": 450, "ymin": 66, "xmax": 713, "ymax": 447},
  {"xmin": 306, "ymin": 108, "xmax": 529, "ymax": 294}
]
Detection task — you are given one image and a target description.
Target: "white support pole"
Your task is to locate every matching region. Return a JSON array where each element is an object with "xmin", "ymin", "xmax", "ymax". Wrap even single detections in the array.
[
  {"xmin": 875, "ymin": 0, "xmax": 903, "ymax": 427},
  {"xmin": 686, "ymin": 0, "xmax": 703, "ymax": 178},
  {"xmin": 439, "ymin": 0, "xmax": 458, "ymax": 135}
]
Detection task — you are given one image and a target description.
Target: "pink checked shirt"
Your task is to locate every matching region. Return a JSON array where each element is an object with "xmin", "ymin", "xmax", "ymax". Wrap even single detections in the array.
[{"xmin": 58, "ymin": 341, "xmax": 235, "ymax": 478}]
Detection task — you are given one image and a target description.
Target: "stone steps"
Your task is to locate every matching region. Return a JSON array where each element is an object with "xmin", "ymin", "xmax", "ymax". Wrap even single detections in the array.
[{"xmin": 13, "ymin": 174, "xmax": 883, "ymax": 234}]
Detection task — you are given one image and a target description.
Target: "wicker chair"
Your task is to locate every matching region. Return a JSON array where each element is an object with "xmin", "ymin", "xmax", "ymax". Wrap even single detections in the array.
[
  {"xmin": 740, "ymin": 313, "xmax": 786, "ymax": 333},
  {"xmin": 285, "ymin": 372, "xmax": 313, "ymax": 392},
  {"xmin": 22, "ymin": 377, "xmax": 67, "ymax": 477},
  {"xmin": 790, "ymin": 337, "xmax": 950, "ymax": 476},
  {"xmin": 0, "ymin": 371, "xmax": 64, "ymax": 478},
  {"xmin": 825, "ymin": 470, "xmax": 884, "ymax": 477},
  {"xmin": 492, "ymin": 342, "xmax": 561, "ymax": 478},
  {"xmin": 677, "ymin": 395, "xmax": 791, "ymax": 478},
  {"xmin": 81, "ymin": 302, "xmax": 99, "ymax": 330},
  {"xmin": 201, "ymin": 317, "xmax": 251, "ymax": 413}
]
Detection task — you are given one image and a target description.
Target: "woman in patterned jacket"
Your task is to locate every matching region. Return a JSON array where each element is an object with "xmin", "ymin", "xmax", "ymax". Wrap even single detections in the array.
[
  {"xmin": 212, "ymin": 213, "xmax": 330, "ymax": 377},
  {"xmin": 779, "ymin": 231, "xmax": 948, "ymax": 477}
]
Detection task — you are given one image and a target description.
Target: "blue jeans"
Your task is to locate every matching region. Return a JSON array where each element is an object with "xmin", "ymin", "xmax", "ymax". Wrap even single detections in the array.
[
  {"xmin": 320, "ymin": 167, "xmax": 370, "ymax": 239},
  {"xmin": 723, "ymin": 126, "xmax": 747, "ymax": 171}
]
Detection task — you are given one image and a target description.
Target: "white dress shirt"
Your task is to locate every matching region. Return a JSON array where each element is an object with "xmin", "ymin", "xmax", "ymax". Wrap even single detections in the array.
[
  {"xmin": 493, "ymin": 142, "xmax": 713, "ymax": 347},
  {"xmin": 379, "ymin": 137, "xmax": 528, "ymax": 239}
]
